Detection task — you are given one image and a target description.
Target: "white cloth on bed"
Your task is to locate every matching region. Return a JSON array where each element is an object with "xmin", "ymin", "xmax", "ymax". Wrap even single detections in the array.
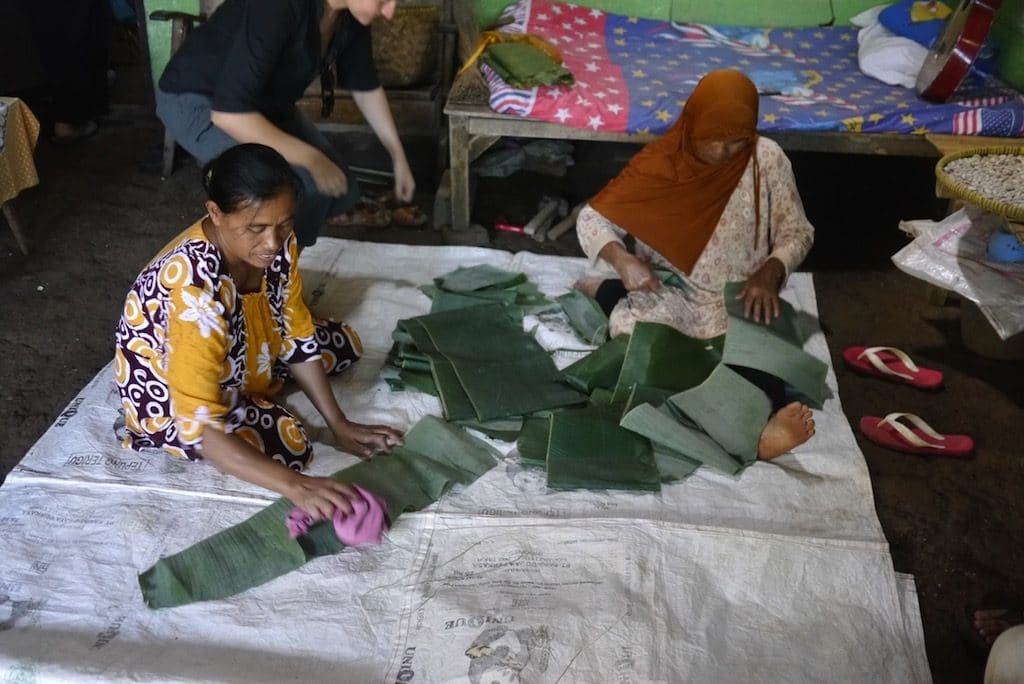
[
  {"xmin": 851, "ymin": 5, "xmax": 929, "ymax": 89},
  {"xmin": 0, "ymin": 240, "xmax": 932, "ymax": 683}
]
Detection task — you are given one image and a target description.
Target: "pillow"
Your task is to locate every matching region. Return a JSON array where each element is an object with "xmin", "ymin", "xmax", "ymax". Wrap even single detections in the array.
[
  {"xmin": 878, "ymin": 0, "xmax": 951, "ymax": 48},
  {"xmin": 852, "ymin": 5, "xmax": 928, "ymax": 89},
  {"xmin": 878, "ymin": 0, "xmax": 999, "ymax": 74}
]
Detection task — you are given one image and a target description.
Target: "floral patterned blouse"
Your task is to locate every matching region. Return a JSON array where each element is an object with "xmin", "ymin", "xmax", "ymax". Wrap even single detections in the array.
[
  {"xmin": 114, "ymin": 220, "xmax": 320, "ymax": 456},
  {"xmin": 577, "ymin": 136, "xmax": 814, "ymax": 339}
]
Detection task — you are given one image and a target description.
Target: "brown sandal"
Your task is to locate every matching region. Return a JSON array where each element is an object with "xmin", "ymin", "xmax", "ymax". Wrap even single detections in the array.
[
  {"xmin": 391, "ymin": 205, "xmax": 428, "ymax": 227},
  {"xmin": 326, "ymin": 199, "xmax": 391, "ymax": 227}
]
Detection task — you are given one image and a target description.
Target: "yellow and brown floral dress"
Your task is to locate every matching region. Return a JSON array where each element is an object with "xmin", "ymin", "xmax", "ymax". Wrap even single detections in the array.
[{"xmin": 114, "ymin": 221, "xmax": 360, "ymax": 470}]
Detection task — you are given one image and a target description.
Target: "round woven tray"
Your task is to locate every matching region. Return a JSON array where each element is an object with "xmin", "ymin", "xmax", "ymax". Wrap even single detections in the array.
[{"xmin": 935, "ymin": 146, "xmax": 1024, "ymax": 221}]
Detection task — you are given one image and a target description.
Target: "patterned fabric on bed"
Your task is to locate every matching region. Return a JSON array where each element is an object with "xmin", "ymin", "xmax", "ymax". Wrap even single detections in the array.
[{"xmin": 484, "ymin": 0, "xmax": 1024, "ymax": 136}]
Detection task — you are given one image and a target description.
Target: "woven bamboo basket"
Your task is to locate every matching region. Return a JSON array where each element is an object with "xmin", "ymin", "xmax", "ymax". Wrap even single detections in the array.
[
  {"xmin": 935, "ymin": 146, "xmax": 1024, "ymax": 222},
  {"xmin": 371, "ymin": 5, "xmax": 440, "ymax": 89}
]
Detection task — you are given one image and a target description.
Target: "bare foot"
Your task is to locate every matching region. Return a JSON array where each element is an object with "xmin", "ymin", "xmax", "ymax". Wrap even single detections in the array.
[
  {"xmin": 973, "ymin": 608, "xmax": 1024, "ymax": 646},
  {"xmin": 758, "ymin": 401, "xmax": 815, "ymax": 460},
  {"xmin": 574, "ymin": 276, "xmax": 605, "ymax": 298}
]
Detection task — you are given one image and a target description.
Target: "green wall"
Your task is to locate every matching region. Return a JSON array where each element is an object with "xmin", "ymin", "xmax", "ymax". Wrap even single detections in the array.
[
  {"xmin": 993, "ymin": 0, "xmax": 1024, "ymax": 90},
  {"xmin": 142, "ymin": 0, "xmax": 200, "ymax": 85}
]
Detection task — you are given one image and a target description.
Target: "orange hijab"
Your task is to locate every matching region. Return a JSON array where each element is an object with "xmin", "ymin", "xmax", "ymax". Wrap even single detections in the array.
[{"xmin": 590, "ymin": 69, "xmax": 760, "ymax": 274}]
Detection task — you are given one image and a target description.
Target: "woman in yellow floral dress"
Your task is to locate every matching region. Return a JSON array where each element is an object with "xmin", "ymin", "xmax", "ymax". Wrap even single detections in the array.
[{"xmin": 115, "ymin": 143, "xmax": 402, "ymax": 519}]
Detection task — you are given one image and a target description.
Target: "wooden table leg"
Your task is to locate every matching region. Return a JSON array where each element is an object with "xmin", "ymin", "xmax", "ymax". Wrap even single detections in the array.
[
  {"xmin": 1, "ymin": 202, "xmax": 30, "ymax": 255},
  {"xmin": 449, "ymin": 115, "xmax": 471, "ymax": 231}
]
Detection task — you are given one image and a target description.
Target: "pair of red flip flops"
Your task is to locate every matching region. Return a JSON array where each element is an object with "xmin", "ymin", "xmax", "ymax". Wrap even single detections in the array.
[{"xmin": 843, "ymin": 346, "xmax": 974, "ymax": 457}]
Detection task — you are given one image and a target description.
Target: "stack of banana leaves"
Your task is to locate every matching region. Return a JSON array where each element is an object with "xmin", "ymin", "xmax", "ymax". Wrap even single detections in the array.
[
  {"xmin": 383, "ymin": 265, "xmax": 587, "ymax": 440},
  {"xmin": 386, "ymin": 268, "xmax": 828, "ymax": 493}
]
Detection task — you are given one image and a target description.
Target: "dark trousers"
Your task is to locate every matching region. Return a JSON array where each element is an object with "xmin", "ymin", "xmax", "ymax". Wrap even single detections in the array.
[
  {"xmin": 155, "ymin": 88, "xmax": 360, "ymax": 246},
  {"xmin": 15, "ymin": 0, "xmax": 112, "ymax": 124}
]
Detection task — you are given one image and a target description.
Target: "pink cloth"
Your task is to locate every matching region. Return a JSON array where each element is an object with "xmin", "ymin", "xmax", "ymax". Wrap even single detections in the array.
[{"xmin": 285, "ymin": 484, "xmax": 390, "ymax": 546}]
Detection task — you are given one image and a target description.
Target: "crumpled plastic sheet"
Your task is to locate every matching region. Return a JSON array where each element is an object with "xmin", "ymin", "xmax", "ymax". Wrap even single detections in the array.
[{"xmin": 892, "ymin": 206, "xmax": 1024, "ymax": 339}]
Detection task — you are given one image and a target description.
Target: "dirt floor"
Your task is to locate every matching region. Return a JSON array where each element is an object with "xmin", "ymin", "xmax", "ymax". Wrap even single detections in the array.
[{"xmin": 1, "ymin": 99, "xmax": 1022, "ymax": 681}]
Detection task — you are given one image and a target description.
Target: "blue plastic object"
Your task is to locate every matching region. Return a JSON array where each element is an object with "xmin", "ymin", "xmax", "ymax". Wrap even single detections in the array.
[{"xmin": 987, "ymin": 230, "xmax": 1024, "ymax": 263}]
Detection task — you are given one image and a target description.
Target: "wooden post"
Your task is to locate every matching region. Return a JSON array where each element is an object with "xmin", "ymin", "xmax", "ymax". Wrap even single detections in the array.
[
  {"xmin": 2, "ymin": 202, "xmax": 30, "ymax": 255},
  {"xmin": 449, "ymin": 115, "xmax": 471, "ymax": 230}
]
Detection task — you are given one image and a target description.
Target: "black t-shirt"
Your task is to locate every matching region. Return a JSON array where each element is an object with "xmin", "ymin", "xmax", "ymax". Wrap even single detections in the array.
[{"xmin": 159, "ymin": 0, "xmax": 378, "ymax": 121}]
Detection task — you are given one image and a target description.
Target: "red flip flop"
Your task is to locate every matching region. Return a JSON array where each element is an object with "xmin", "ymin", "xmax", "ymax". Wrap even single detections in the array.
[
  {"xmin": 859, "ymin": 413, "xmax": 974, "ymax": 457},
  {"xmin": 843, "ymin": 346, "xmax": 943, "ymax": 389}
]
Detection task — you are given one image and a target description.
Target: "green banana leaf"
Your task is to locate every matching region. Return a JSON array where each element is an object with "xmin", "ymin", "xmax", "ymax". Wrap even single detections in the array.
[
  {"xmin": 620, "ymin": 402, "xmax": 741, "ymax": 475},
  {"xmin": 139, "ymin": 417, "xmax": 499, "ymax": 608},
  {"xmin": 668, "ymin": 364, "xmax": 771, "ymax": 465},
  {"xmin": 560, "ymin": 335, "xmax": 628, "ymax": 394},
  {"xmin": 556, "ymin": 290, "xmax": 609, "ymax": 345},
  {"xmin": 612, "ymin": 322, "xmax": 723, "ymax": 403},
  {"xmin": 722, "ymin": 281, "xmax": 827, "ymax": 408},
  {"xmin": 481, "ymin": 43, "xmax": 575, "ymax": 88},
  {"xmin": 399, "ymin": 317, "xmax": 478, "ymax": 420},
  {"xmin": 409, "ymin": 304, "xmax": 586, "ymax": 420},
  {"xmin": 513, "ymin": 281, "xmax": 558, "ymax": 315},
  {"xmin": 430, "ymin": 289, "xmax": 518, "ymax": 313},
  {"xmin": 516, "ymin": 416, "xmax": 551, "ymax": 468},
  {"xmin": 456, "ymin": 416, "xmax": 525, "ymax": 441},
  {"xmin": 622, "ymin": 384, "xmax": 674, "ymax": 414},
  {"xmin": 652, "ymin": 444, "xmax": 702, "ymax": 482},
  {"xmin": 434, "ymin": 265, "xmax": 527, "ymax": 292},
  {"xmin": 546, "ymin": 407, "xmax": 660, "ymax": 491}
]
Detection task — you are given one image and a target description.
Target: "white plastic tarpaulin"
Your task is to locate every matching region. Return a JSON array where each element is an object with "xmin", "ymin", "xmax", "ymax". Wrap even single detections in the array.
[{"xmin": 0, "ymin": 239, "xmax": 930, "ymax": 683}]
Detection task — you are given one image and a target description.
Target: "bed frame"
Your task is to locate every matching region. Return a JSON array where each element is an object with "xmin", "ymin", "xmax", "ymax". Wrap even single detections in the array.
[
  {"xmin": 442, "ymin": 1, "xmax": 1014, "ymax": 231},
  {"xmin": 444, "ymin": 92, "xmax": 993, "ymax": 231}
]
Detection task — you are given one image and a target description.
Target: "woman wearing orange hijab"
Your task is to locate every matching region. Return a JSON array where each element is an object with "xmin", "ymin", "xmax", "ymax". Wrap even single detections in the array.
[{"xmin": 576, "ymin": 69, "xmax": 816, "ymax": 459}]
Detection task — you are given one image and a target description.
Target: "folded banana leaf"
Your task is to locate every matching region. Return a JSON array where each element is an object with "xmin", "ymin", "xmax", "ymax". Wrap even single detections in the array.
[
  {"xmin": 668, "ymin": 364, "xmax": 771, "ymax": 465},
  {"xmin": 546, "ymin": 407, "xmax": 660, "ymax": 491},
  {"xmin": 588, "ymin": 387, "xmax": 617, "ymax": 407},
  {"xmin": 434, "ymin": 265, "xmax": 527, "ymax": 292},
  {"xmin": 481, "ymin": 42, "xmax": 575, "ymax": 88},
  {"xmin": 612, "ymin": 322, "xmax": 723, "ymax": 403},
  {"xmin": 722, "ymin": 281, "xmax": 827, "ymax": 408},
  {"xmin": 429, "ymin": 289, "xmax": 518, "ymax": 313},
  {"xmin": 399, "ymin": 317, "xmax": 478, "ymax": 420},
  {"xmin": 516, "ymin": 416, "xmax": 551, "ymax": 468},
  {"xmin": 619, "ymin": 402, "xmax": 741, "ymax": 475},
  {"xmin": 394, "ymin": 343, "xmax": 432, "ymax": 373},
  {"xmin": 456, "ymin": 416, "xmax": 525, "ymax": 441},
  {"xmin": 512, "ymin": 281, "xmax": 558, "ymax": 315},
  {"xmin": 408, "ymin": 304, "xmax": 586, "ymax": 421},
  {"xmin": 560, "ymin": 335, "xmax": 628, "ymax": 394},
  {"xmin": 381, "ymin": 366, "xmax": 439, "ymax": 396},
  {"xmin": 622, "ymin": 384, "xmax": 674, "ymax": 414},
  {"xmin": 556, "ymin": 290, "xmax": 609, "ymax": 345},
  {"xmin": 652, "ymin": 444, "xmax": 702, "ymax": 482},
  {"xmin": 139, "ymin": 417, "xmax": 499, "ymax": 608}
]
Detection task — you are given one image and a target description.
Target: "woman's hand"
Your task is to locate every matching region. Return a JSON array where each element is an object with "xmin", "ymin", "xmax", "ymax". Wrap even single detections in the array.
[
  {"xmin": 306, "ymin": 151, "xmax": 349, "ymax": 197},
  {"xmin": 737, "ymin": 258, "xmax": 786, "ymax": 324},
  {"xmin": 597, "ymin": 241, "xmax": 660, "ymax": 292},
  {"xmin": 392, "ymin": 156, "xmax": 416, "ymax": 203},
  {"xmin": 333, "ymin": 419, "xmax": 404, "ymax": 459},
  {"xmin": 285, "ymin": 475, "xmax": 361, "ymax": 520},
  {"xmin": 618, "ymin": 253, "xmax": 661, "ymax": 292}
]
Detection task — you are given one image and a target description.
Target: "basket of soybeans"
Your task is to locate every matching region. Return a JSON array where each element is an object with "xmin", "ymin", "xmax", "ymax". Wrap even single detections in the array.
[{"xmin": 936, "ymin": 147, "xmax": 1024, "ymax": 223}]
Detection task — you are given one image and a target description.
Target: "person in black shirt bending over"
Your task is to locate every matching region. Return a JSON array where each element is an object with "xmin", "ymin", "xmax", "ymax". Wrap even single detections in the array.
[{"xmin": 156, "ymin": 0, "xmax": 413, "ymax": 246}]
